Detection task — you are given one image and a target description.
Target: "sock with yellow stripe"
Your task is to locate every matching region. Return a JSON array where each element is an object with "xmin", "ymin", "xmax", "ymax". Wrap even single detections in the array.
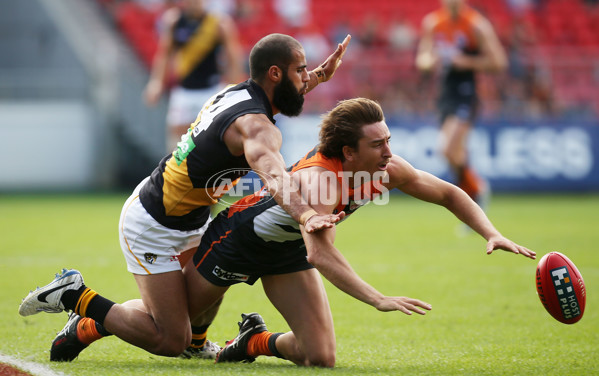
[
  {"xmin": 247, "ymin": 331, "xmax": 284, "ymax": 359},
  {"xmin": 189, "ymin": 325, "xmax": 209, "ymax": 350},
  {"xmin": 61, "ymin": 285, "xmax": 115, "ymax": 326}
]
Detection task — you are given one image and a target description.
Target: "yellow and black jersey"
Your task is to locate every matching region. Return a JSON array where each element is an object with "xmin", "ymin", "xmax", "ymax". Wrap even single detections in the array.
[
  {"xmin": 139, "ymin": 79, "xmax": 275, "ymax": 231},
  {"xmin": 173, "ymin": 12, "xmax": 222, "ymax": 89}
]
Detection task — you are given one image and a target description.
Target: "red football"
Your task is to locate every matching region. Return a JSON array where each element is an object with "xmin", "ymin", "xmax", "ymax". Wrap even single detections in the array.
[{"xmin": 536, "ymin": 252, "xmax": 586, "ymax": 324}]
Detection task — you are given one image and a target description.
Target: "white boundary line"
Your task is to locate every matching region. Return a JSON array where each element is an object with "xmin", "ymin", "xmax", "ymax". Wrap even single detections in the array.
[{"xmin": 0, "ymin": 354, "xmax": 66, "ymax": 376}]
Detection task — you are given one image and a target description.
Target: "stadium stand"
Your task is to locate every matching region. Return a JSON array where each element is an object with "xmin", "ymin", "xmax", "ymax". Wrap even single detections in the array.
[
  {"xmin": 1, "ymin": 0, "xmax": 597, "ymax": 191},
  {"xmin": 102, "ymin": 0, "xmax": 599, "ymax": 119}
]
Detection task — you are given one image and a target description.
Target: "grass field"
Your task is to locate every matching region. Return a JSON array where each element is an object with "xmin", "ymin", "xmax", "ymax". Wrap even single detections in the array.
[{"xmin": 1, "ymin": 193, "xmax": 597, "ymax": 375}]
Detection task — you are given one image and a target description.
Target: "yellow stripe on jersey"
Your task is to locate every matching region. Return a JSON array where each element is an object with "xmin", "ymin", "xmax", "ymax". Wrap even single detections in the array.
[
  {"xmin": 162, "ymin": 156, "xmax": 239, "ymax": 216},
  {"xmin": 175, "ymin": 14, "xmax": 220, "ymax": 80}
]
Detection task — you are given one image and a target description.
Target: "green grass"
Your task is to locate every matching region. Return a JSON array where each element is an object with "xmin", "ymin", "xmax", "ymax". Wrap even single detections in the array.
[{"xmin": 1, "ymin": 193, "xmax": 598, "ymax": 375}]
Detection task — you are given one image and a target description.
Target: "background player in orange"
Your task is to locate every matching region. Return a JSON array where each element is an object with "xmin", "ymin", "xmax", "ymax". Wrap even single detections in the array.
[
  {"xmin": 415, "ymin": 0, "xmax": 507, "ymax": 206},
  {"xmin": 143, "ymin": 0, "xmax": 245, "ymax": 151}
]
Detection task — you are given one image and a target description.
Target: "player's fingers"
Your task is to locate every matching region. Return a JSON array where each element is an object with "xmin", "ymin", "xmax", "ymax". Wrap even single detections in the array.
[
  {"xmin": 397, "ymin": 298, "xmax": 431, "ymax": 315},
  {"xmin": 331, "ymin": 35, "xmax": 350, "ymax": 61},
  {"xmin": 407, "ymin": 299, "xmax": 432, "ymax": 314},
  {"xmin": 304, "ymin": 222, "xmax": 331, "ymax": 233},
  {"xmin": 400, "ymin": 303, "xmax": 424, "ymax": 315},
  {"xmin": 398, "ymin": 307, "xmax": 413, "ymax": 315},
  {"xmin": 338, "ymin": 38, "xmax": 349, "ymax": 58},
  {"xmin": 341, "ymin": 34, "xmax": 351, "ymax": 49},
  {"xmin": 304, "ymin": 215, "xmax": 337, "ymax": 233},
  {"xmin": 410, "ymin": 298, "xmax": 432, "ymax": 310},
  {"xmin": 519, "ymin": 246, "xmax": 537, "ymax": 259}
]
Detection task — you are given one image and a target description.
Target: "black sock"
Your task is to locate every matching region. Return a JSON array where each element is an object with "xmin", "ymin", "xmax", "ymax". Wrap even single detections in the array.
[
  {"xmin": 82, "ymin": 294, "xmax": 115, "ymax": 326},
  {"xmin": 61, "ymin": 285, "xmax": 88, "ymax": 311},
  {"xmin": 268, "ymin": 332, "xmax": 285, "ymax": 359},
  {"xmin": 61, "ymin": 285, "xmax": 115, "ymax": 326},
  {"xmin": 95, "ymin": 321, "xmax": 112, "ymax": 337}
]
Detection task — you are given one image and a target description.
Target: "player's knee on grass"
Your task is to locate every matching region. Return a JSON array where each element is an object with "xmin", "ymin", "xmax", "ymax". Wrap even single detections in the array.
[
  {"xmin": 299, "ymin": 343, "xmax": 335, "ymax": 368},
  {"xmin": 304, "ymin": 351, "xmax": 335, "ymax": 368},
  {"xmin": 149, "ymin": 331, "xmax": 191, "ymax": 357}
]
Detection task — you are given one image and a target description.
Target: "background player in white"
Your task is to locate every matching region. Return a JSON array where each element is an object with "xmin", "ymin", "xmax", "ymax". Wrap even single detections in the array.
[{"xmin": 143, "ymin": 0, "xmax": 245, "ymax": 151}]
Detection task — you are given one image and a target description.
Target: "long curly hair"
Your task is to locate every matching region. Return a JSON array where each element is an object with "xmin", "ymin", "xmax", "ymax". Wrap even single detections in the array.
[{"xmin": 318, "ymin": 98, "xmax": 385, "ymax": 160}]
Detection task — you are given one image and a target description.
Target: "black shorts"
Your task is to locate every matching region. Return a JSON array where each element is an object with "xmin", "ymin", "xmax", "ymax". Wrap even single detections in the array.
[
  {"xmin": 192, "ymin": 209, "xmax": 314, "ymax": 287},
  {"xmin": 438, "ymin": 80, "xmax": 479, "ymax": 124}
]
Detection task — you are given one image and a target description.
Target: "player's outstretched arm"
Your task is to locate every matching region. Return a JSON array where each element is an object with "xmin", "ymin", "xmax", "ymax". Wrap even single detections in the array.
[
  {"xmin": 387, "ymin": 155, "xmax": 536, "ymax": 260},
  {"xmin": 306, "ymin": 34, "xmax": 351, "ymax": 92}
]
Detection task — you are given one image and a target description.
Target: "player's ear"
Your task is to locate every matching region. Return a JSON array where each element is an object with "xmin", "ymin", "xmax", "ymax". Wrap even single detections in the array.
[
  {"xmin": 342, "ymin": 145, "xmax": 355, "ymax": 162},
  {"xmin": 267, "ymin": 65, "xmax": 282, "ymax": 83}
]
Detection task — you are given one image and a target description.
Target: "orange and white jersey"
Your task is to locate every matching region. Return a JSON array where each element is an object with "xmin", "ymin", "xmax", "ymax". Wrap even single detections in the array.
[
  {"xmin": 428, "ymin": 5, "xmax": 482, "ymax": 55},
  {"xmin": 220, "ymin": 149, "xmax": 383, "ymax": 247}
]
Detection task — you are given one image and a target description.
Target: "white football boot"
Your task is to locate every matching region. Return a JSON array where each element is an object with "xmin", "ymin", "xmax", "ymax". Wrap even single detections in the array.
[{"xmin": 19, "ymin": 268, "xmax": 84, "ymax": 316}]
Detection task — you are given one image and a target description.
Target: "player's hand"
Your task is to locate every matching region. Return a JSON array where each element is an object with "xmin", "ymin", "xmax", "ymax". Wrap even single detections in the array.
[
  {"xmin": 486, "ymin": 235, "xmax": 536, "ymax": 260},
  {"xmin": 314, "ymin": 34, "xmax": 351, "ymax": 83},
  {"xmin": 375, "ymin": 296, "xmax": 432, "ymax": 315},
  {"xmin": 304, "ymin": 211, "xmax": 346, "ymax": 233},
  {"xmin": 416, "ymin": 51, "xmax": 437, "ymax": 72},
  {"xmin": 143, "ymin": 80, "xmax": 163, "ymax": 107}
]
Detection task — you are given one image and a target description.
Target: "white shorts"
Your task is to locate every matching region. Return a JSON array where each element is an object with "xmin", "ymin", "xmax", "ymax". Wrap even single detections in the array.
[
  {"xmin": 118, "ymin": 177, "xmax": 211, "ymax": 275},
  {"xmin": 166, "ymin": 85, "xmax": 224, "ymax": 127}
]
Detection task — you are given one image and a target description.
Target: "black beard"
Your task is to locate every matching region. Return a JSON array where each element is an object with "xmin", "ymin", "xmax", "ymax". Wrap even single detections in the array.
[{"xmin": 272, "ymin": 72, "xmax": 304, "ymax": 117}]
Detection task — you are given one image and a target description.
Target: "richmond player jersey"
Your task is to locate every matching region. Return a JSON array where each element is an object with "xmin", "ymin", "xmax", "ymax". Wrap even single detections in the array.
[
  {"xmin": 173, "ymin": 12, "xmax": 222, "ymax": 89},
  {"xmin": 139, "ymin": 79, "xmax": 275, "ymax": 231}
]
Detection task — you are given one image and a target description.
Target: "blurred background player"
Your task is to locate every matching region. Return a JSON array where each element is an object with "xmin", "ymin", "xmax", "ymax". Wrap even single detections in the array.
[
  {"xmin": 143, "ymin": 0, "xmax": 245, "ymax": 151},
  {"xmin": 415, "ymin": 0, "xmax": 507, "ymax": 207}
]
